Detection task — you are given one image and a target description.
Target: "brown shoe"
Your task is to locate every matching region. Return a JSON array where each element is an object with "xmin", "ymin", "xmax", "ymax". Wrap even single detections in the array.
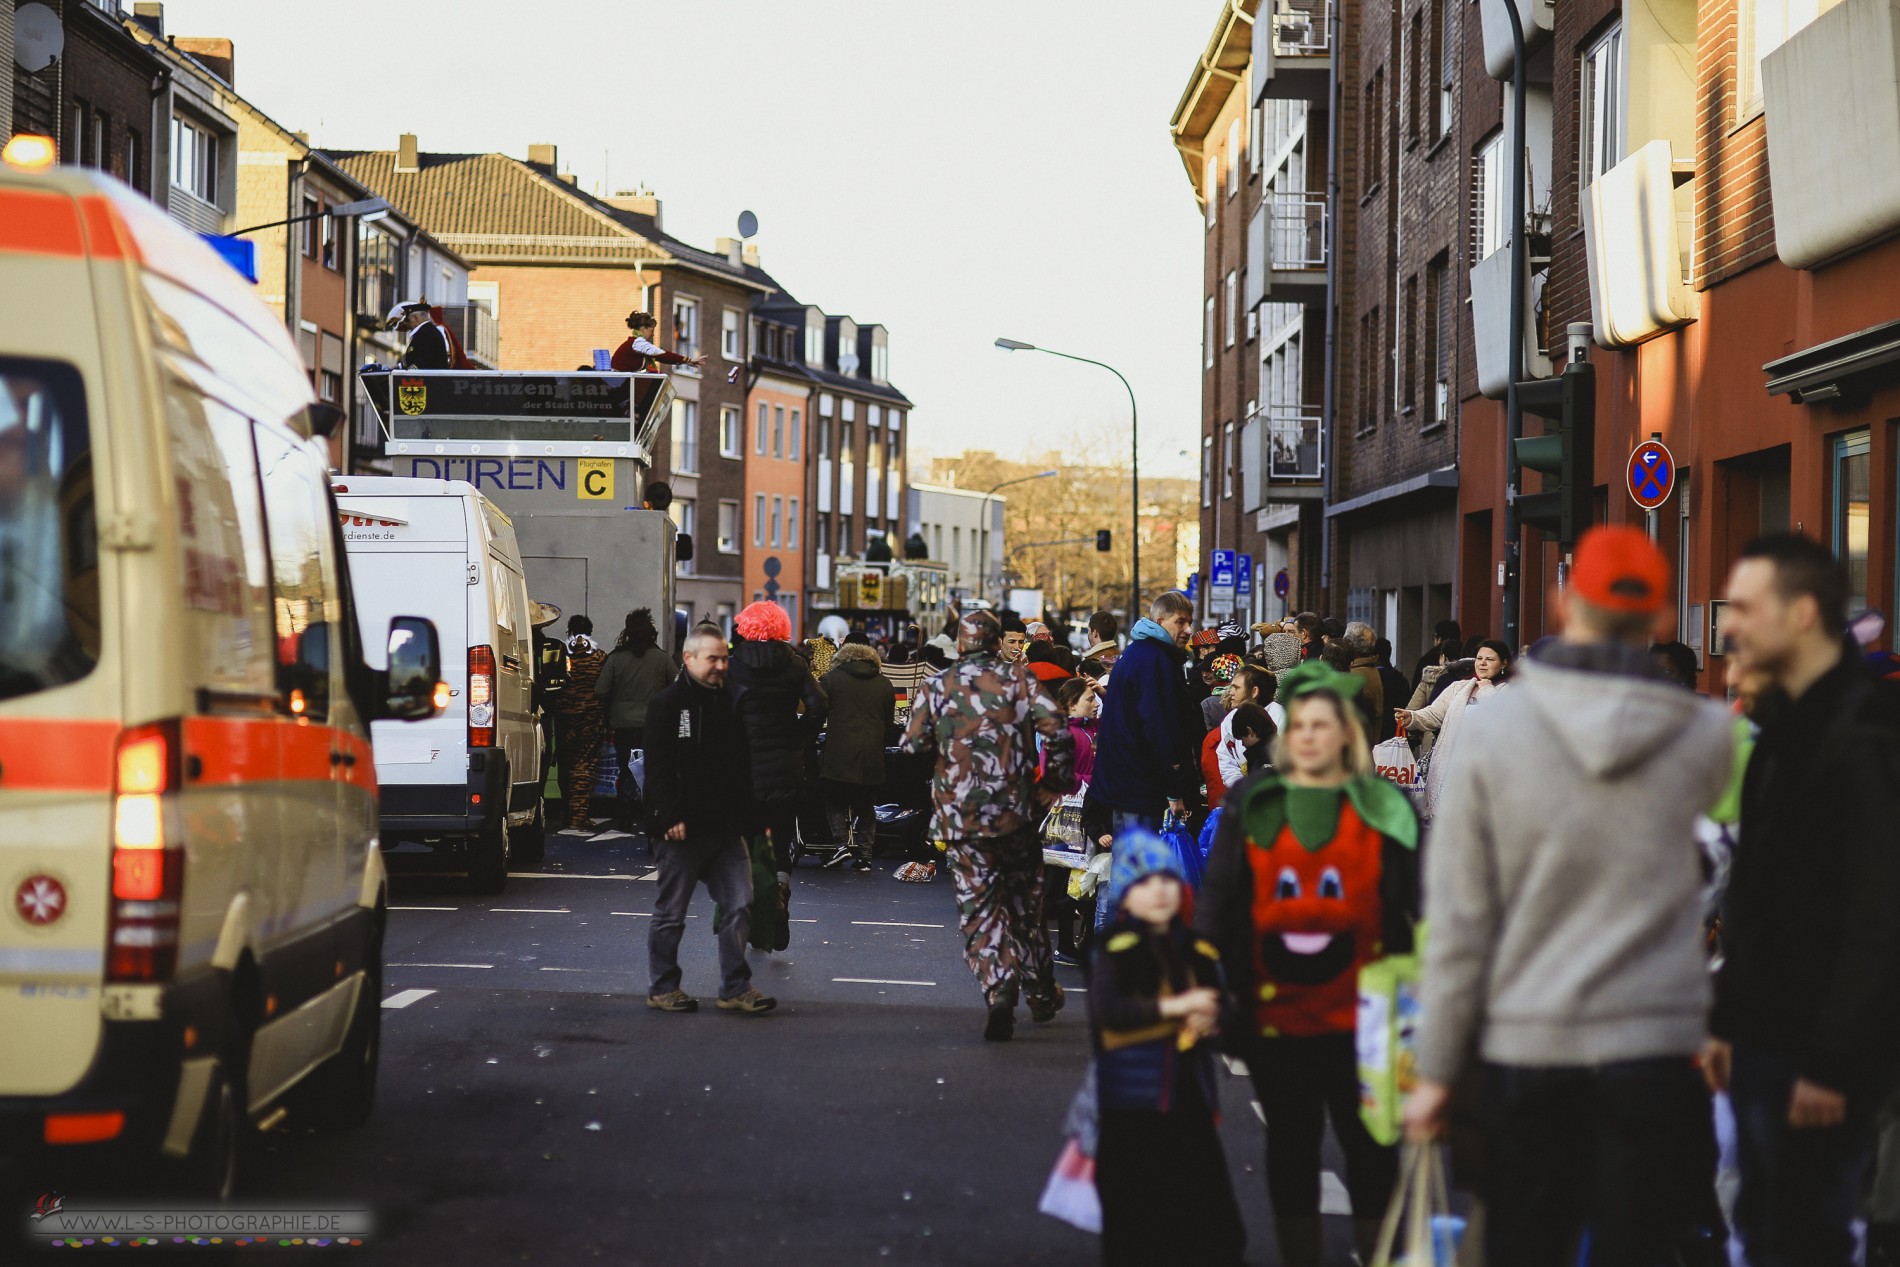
[
  {"xmin": 715, "ymin": 989, "xmax": 778, "ymax": 1015},
  {"xmin": 646, "ymin": 990, "xmax": 698, "ymax": 1013},
  {"xmin": 1029, "ymin": 985, "xmax": 1065, "ymax": 1024}
]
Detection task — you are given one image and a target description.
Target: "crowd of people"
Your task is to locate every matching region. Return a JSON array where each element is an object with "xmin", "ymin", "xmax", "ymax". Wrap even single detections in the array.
[{"xmin": 533, "ymin": 523, "xmax": 1899, "ymax": 1267}]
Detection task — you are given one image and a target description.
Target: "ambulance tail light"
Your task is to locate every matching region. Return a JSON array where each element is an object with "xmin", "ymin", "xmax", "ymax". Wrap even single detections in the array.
[
  {"xmin": 109, "ymin": 721, "xmax": 183, "ymax": 983},
  {"xmin": 468, "ymin": 645, "xmax": 495, "ymax": 749}
]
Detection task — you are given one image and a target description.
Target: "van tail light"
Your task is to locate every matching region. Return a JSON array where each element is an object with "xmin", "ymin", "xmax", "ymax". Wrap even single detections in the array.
[
  {"xmin": 108, "ymin": 721, "xmax": 183, "ymax": 983},
  {"xmin": 468, "ymin": 645, "xmax": 496, "ymax": 749}
]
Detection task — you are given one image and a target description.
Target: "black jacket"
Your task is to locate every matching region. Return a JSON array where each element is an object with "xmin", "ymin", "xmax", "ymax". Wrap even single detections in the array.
[
  {"xmin": 642, "ymin": 671, "xmax": 757, "ymax": 837},
  {"xmin": 819, "ymin": 648, "xmax": 894, "ymax": 786},
  {"xmin": 401, "ymin": 321, "xmax": 452, "ymax": 369},
  {"xmin": 1713, "ymin": 654, "xmax": 1900, "ymax": 1098},
  {"xmin": 729, "ymin": 640, "xmax": 827, "ymax": 804}
]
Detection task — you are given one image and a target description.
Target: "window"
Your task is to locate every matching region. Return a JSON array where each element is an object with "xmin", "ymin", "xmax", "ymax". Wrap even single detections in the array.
[
  {"xmin": 302, "ymin": 192, "xmax": 321, "ymax": 258},
  {"xmin": 720, "ymin": 405, "xmax": 741, "ymax": 458},
  {"xmin": 841, "ymin": 419, "xmax": 855, "ymax": 465},
  {"xmin": 817, "ymin": 412, "xmax": 832, "ymax": 460},
  {"xmin": 1359, "ymin": 308, "xmax": 1384, "ymax": 431},
  {"xmin": 1204, "ymin": 152, "xmax": 1219, "ymax": 227},
  {"xmin": 753, "ymin": 493, "xmax": 766, "ymax": 547},
  {"xmin": 787, "ymin": 498, "xmax": 800, "ymax": 549},
  {"xmin": 171, "ymin": 116, "xmax": 219, "ymax": 203},
  {"xmin": 1205, "ymin": 297, "xmax": 1217, "ymax": 369},
  {"xmin": 888, "ymin": 428, "xmax": 901, "ymax": 464},
  {"xmin": 1426, "ymin": 254, "xmax": 1451, "ymax": 427},
  {"xmin": 1742, "ymin": 0, "xmax": 1822, "ymax": 116},
  {"xmin": 125, "ymin": 128, "xmax": 143, "ymax": 193},
  {"xmin": 1408, "ymin": 11, "xmax": 1424, "ymax": 145},
  {"xmin": 1224, "ymin": 271, "xmax": 1238, "ymax": 348},
  {"xmin": 321, "ymin": 212, "xmax": 339, "ymax": 272},
  {"xmin": 1202, "ymin": 435, "xmax": 1214, "ymax": 507},
  {"xmin": 670, "ymin": 399, "xmax": 698, "ymax": 474},
  {"xmin": 671, "ymin": 498, "xmax": 696, "ymax": 574},
  {"xmin": 1472, "ymin": 130, "xmax": 1507, "ymax": 261},
  {"xmin": 771, "ymin": 496, "xmax": 783, "ymax": 548},
  {"xmin": 254, "ymin": 424, "xmax": 337, "ymax": 720},
  {"xmin": 806, "ymin": 318, "xmax": 824, "ymax": 366},
  {"xmin": 672, "ymin": 296, "xmax": 699, "ymax": 358},
  {"xmin": 818, "ymin": 516, "xmax": 832, "ymax": 555},
  {"xmin": 1580, "ymin": 24, "xmax": 1625, "ymax": 188},
  {"xmin": 841, "ymin": 515, "xmax": 854, "ymax": 555},
  {"xmin": 319, "ymin": 369, "xmax": 341, "ymax": 403},
  {"xmin": 773, "ymin": 405, "xmax": 785, "ymax": 458},
  {"xmin": 1401, "ymin": 273, "xmax": 1419, "ymax": 410},
  {"xmin": 1222, "ymin": 423, "xmax": 1235, "ymax": 499},
  {"xmin": 872, "ymin": 341, "xmax": 889, "ymax": 383},
  {"xmin": 91, "ymin": 109, "xmax": 108, "ymax": 171},
  {"xmin": 1436, "ymin": 0, "xmax": 1454, "ymax": 139},
  {"xmin": 756, "ymin": 402, "xmax": 768, "ymax": 455},
  {"xmin": 1227, "ymin": 118, "xmax": 1241, "ymax": 198},
  {"xmin": 1834, "ymin": 431, "xmax": 1872, "ymax": 615},
  {"xmin": 789, "ymin": 408, "xmax": 802, "ymax": 460},
  {"xmin": 722, "ymin": 308, "xmax": 742, "ymax": 360},
  {"xmin": 0, "ymin": 358, "xmax": 102, "ymax": 703},
  {"xmin": 716, "ymin": 603, "xmax": 735, "ymax": 639},
  {"xmin": 1362, "ymin": 67, "xmax": 1385, "ymax": 192},
  {"xmin": 718, "ymin": 500, "xmax": 740, "ymax": 553}
]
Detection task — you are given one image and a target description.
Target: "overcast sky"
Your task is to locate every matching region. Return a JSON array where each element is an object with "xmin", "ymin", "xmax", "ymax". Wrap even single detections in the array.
[{"xmin": 160, "ymin": 0, "xmax": 1215, "ymax": 478}]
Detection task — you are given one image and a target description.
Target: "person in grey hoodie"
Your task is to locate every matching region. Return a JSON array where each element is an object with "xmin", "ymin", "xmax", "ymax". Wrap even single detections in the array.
[{"xmin": 1404, "ymin": 526, "xmax": 1734, "ymax": 1267}]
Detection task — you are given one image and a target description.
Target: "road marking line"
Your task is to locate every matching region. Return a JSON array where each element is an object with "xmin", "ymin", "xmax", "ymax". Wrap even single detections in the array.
[
  {"xmin": 489, "ymin": 907, "xmax": 571, "ymax": 914},
  {"xmin": 381, "ymin": 988, "xmax": 437, "ymax": 1009},
  {"xmin": 789, "ymin": 918, "xmax": 818, "ymax": 923},
  {"xmin": 1252, "ymin": 1101, "xmax": 1265, "ymax": 1124},
  {"xmin": 850, "ymin": 920, "xmax": 945, "ymax": 929},
  {"xmin": 389, "ymin": 905, "xmax": 458, "ymax": 911},
  {"xmin": 538, "ymin": 966, "xmax": 629, "ymax": 973},
  {"xmin": 609, "ymin": 911, "xmax": 650, "ymax": 917},
  {"xmin": 506, "ymin": 872, "xmax": 640, "ymax": 881},
  {"xmin": 1223, "ymin": 1056, "xmax": 1251, "ymax": 1078},
  {"xmin": 1320, "ymin": 1170, "xmax": 1353, "ymax": 1215},
  {"xmin": 832, "ymin": 977, "xmax": 936, "ymax": 987},
  {"xmin": 388, "ymin": 962, "xmax": 493, "ymax": 969}
]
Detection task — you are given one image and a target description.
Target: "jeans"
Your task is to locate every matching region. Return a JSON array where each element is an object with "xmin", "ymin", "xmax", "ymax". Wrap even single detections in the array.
[
  {"xmin": 1480, "ymin": 1056, "xmax": 1709, "ymax": 1267},
  {"xmin": 647, "ymin": 832, "xmax": 753, "ymax": 1000},
  {"xmin": 1730, "ymin": 1042, "xmax": 1878, "ymax": 1267},
  {"xmin": 1109, "ymin": 809, "xmax": 1164, "ymax": 840}
]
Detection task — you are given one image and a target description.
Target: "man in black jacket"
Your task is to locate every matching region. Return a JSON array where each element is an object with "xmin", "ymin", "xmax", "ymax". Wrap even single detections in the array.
[
  {"xmin": 1706, "ymin": 534, "xmax": 1900, "ymax": 1267},
  {"xmin": 642, "ymin": 629, "xmax": 776, "ymax": 1015}
]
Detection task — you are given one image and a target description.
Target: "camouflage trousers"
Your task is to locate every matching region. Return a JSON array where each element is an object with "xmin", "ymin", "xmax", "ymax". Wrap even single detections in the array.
[{"xmin": 943, "ymin": 830, "xmax": 1057, "ymax": 1010}]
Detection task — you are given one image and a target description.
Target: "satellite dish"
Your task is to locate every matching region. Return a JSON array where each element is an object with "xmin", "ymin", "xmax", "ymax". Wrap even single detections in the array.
[
  {"xmin": 736, "ymin": 210, "xmax": 759, "ymax": 239},
  {"xmin": 14, "ymin": 4, "xmax": 65, "ymax": 74}
]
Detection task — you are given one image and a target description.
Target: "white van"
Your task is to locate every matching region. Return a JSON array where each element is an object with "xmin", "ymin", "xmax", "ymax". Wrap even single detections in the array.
[
  {"xmin": 0, "ymin": 159, "xmax": 442, "ymax": 1195},
  {"xmin": 336, "ymin": 477, "xmax": 545, "ymax": 890}
]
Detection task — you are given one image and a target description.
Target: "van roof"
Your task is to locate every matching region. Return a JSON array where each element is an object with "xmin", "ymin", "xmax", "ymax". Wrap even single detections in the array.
[{"xmin": 330, "ymin": 476, "xmax": 480, "ymax": 499}]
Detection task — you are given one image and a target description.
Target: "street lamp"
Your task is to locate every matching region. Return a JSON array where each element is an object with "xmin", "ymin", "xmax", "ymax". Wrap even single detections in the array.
[
  {"xmin": 981, "ymin": 469, "xmax": 1058, "ymax": 607},
  {"xmin": 226, "ymin": 196, "xmax": 391, "ymax": 237},
  {"xmin": 995, "ymin": 338, "xmax": 1141, "ymax": 621}
]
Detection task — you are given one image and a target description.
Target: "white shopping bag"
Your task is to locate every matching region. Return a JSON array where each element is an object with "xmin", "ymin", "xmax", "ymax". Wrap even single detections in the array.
[
  {"xmin": 1373, "ymin": 726, "xmax": 1425, "ymax": 807},
  {"xmin": 625, "ymin": 748, "xmax": 645, "ymax": 797}
]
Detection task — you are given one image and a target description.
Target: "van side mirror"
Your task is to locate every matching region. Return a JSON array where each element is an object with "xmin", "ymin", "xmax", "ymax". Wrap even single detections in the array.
[
  {"xmin": 675, "ymin": 532, "xmax": 695, "ymax": 564},
  {"xmin": 382, "ymin": 616, "xmax": 443, "ymax": 721}
]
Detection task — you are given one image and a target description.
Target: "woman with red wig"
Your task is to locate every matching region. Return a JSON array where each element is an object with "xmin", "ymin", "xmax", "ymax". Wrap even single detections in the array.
[{"xmin": 729, "ymin": 601, "xmax": 828, "ymax": 887}]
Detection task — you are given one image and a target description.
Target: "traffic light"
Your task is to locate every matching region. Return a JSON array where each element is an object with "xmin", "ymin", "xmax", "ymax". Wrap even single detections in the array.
[
  {"xmin": 1095, "ymin": 529, "xmax": 1112, "ymax": 552},
  {"xmin": 1512, "ymin": 358, "xmax": 1596, "ymax": 547}
]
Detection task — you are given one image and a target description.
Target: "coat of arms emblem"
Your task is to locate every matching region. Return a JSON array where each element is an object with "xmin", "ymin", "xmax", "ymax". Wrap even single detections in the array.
[{"xmin": 397, "ymin": 378, "xmax": 428, "ymax": 416}]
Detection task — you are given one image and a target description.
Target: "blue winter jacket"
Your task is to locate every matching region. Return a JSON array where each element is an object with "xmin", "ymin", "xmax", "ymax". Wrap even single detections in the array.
[{"xmin": 1090, "ymin": 620, "xmax": 1200, "ymax": 814}]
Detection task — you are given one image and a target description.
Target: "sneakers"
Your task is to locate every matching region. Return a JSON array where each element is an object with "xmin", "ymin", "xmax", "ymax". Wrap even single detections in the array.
[
  {"xmin": 821, "ymin": 846, "xmax": 854, "ymax": 870},
  {"xmin": 853, "ymin": 858, "xmax": 873, "ymax": 874},
  {"xmin": 646, "ymin": 990, "xmax": 697, "ymax": 1013},
  {"xmin": 983, "ymin": 1001, "xmax": 1015, "ymax": 1041},
  {"xmin": 716, "ymin": 989, "xmax": 778, "ymax": 1015}
]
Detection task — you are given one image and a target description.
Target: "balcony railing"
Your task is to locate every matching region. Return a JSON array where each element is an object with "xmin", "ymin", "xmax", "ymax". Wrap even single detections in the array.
[
  {"xmin": 1269, "ymin": 192, "xmax": 1328, "ymax": 271},
  {"xmin": 1271, "ymin": 0, "xmax": 1331, "ymax": 56},
  {"xmin": 1268, "ymin": 409, "xmax": 1324, "ymax": 482},
  {"xmin": 436, "ymin": 304, "xmax": 499, "ymax": 368}
]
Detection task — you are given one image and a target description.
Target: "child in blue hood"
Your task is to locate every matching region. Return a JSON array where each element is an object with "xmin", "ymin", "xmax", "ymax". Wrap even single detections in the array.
[{"xmin": 1089, "ymin": 829, "xmax": 1246, "ymax": 1266}]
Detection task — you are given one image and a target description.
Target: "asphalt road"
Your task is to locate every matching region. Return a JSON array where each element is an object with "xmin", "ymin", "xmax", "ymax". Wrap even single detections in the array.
[{"xmin": 219, "ymin": 831, "xmax": 1363, "ymax": 1264}]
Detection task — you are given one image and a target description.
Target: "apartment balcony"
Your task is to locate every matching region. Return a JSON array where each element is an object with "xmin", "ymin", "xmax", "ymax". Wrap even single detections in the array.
[
  {"xmin": 1581, "ymin": 140, "xmax": 1696, "ymax": 348},
  {"xmin": 1265, "ymin": 192, "xmax": 1328, "ymax": 299},
  {"xmin": 1469, "ymin": 244, "xmax": 1553, "ymax": 399},
  {"xmin": 436, "ymin": 304, "xmax": 499, "ymax": 369},
  {"xmin": 1242, "ymin": 408, "xmax": 1325, "ymax": 511},
  {"xmin": 1257, "ymin": 0, "xmax": 1332, "ymax": 102},
  {"xmin": 1764, "ymin": 0, "xmax": 1900, "ymax": 269}
]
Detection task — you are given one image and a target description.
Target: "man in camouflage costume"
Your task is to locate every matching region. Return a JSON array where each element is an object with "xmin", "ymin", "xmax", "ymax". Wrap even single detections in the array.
[{"xmin": 902, "ymin": 611, "xmax": 1076, "ymax": 1040}]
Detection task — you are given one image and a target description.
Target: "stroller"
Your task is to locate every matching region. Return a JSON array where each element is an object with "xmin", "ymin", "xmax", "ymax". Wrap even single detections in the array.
[{"xmin": 789, "ymin": 744, "xmax": 934, "ymax": 868}]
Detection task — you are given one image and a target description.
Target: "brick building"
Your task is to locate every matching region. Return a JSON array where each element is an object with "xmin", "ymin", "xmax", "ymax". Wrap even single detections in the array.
[
  {"xmin": 6, "ymin": 0, "xmax": 163, "ymax": 192},
  {"xmin": 743, "ymin": 280, "xmax": 812, "ymax": 632},
  {"xmin": 1456, "ymin": 0, "xmax": 1899, "ymax": 675},
  {"xmin": 329, "ymin": 142, "xmax": 774, "ymax": 631}
]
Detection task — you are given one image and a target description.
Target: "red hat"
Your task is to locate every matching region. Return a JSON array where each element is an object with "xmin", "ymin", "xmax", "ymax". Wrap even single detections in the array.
[
  {"xmin": 735, "ymin": 600, "xmax": 792, "ymax": 642},
  {"xmin": 1570, "ymin": 526, "xmax": 1669, "ymax": 614}
]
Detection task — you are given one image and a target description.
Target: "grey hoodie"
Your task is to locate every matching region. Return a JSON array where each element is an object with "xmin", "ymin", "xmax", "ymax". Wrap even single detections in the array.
[{"xmin": 1416, "ymin": 646, "xmax": 1734, "ymax": 1082}]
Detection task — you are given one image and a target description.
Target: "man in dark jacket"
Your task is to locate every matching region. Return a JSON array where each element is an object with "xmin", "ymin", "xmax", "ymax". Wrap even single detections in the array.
[
  {"xmin": 1705, "ymin": 534, "xmax": 1900, "ymax": 1267},
  {"xmin": 1089, "ymin": 591, "xmax": 1200, "ymax": 835},
  {"xmin": 642, "ymin": 630, "xmax": 776, "ymax": 1016},
  {"xmin": 820, "ymin": 642, "xmax": 895, "ymax": 871}
]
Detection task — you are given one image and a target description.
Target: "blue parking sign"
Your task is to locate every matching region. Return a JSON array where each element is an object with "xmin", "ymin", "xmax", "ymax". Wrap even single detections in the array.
[
  {"xmin": 1237, "ymin": 554, "xmax": 1253, "ymax": 597},
  {"xmin": 1210, "ymin": 550, "xmax": 1237, "ymax": 589}
]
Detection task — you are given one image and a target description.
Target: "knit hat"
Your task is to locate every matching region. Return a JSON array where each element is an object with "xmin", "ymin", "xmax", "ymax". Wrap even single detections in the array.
[
  {"xmin": 1571, "ymin": 525, "xmax": 1669, "ymax": 614},
  {"xmin": 1208, "ymin": 653, "xmax": 1242, "ymax": 685},
  {"xmin": 735, "ymin": 600, "xmax": 791, "ymax": 643},
  {"xmin": 1216, "ymin": 620, "xmax": 1246, "ymax": 641},
  {"xmin": 1260, "ymin": 631, "xmax": 1302, "ymax": 673},
  {"xmin": 1274, "ymin": 659, "xmax": 1363, "ymax": 704},
  {"xmin": 1105, "ymin": 828, "xmax": 1188, "ymax": 912}
]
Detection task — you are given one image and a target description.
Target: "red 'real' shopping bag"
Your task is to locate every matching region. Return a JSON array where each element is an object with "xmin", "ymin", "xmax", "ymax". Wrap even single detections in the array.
[
  {"xmin": 1373, "ymin": 724, "xmax": 1425, "ymax": 808},
  {"xmin": 1037, "ymin": 1137, "xmax": 1101, "ymax": 1233}
]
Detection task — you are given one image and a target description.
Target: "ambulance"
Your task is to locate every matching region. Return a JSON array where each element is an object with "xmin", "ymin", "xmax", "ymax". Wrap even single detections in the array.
[{"xmin": 0, "ymin": 148, "xmax": 443, "ymax": 1196}]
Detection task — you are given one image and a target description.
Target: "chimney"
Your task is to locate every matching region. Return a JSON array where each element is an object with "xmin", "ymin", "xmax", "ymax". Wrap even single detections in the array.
[
  {"xmin": 559, "ymin": 171, "xmax": 577, "ymax": 185},
  {"xmin": 605, "ymin": 188, "xmax": 661, "ymax": 231},
  {"xmin": 714, "ymin": 237, "xmax": 743, "ymax": 268},
  {"xmin": 396, "ymin": 133, "xmax": 418, "ymax": 173},
  {"xmin": 526, "ymin": 143, "xmax": 558, "ymax": 171},
  {"xmin": 743, "ymin": 243, "xmax": 759, "ymax": 268},
  {"xmin": 174, "ymin": 37, "xmax": 234, "ymax": 86},
  {"xmin": 132, "ymin": 3, "xmax": 164, "ymax": 37}
]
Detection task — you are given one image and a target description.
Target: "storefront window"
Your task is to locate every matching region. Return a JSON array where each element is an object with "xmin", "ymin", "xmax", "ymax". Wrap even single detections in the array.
[{"xmin": 1833, "ymin": 431, "xmax": 1871, "ymax": 617}]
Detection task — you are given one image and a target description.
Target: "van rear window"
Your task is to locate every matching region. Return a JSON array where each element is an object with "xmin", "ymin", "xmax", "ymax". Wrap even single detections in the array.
[{"xmin": 0, "ymin": 358, "xmax": 99, "ymax": 701}]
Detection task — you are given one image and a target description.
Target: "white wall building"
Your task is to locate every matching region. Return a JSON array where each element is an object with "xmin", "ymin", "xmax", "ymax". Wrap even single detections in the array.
[{"xmin": 908, "ymin": 482, "xmax": 1006, "ymax": 607}]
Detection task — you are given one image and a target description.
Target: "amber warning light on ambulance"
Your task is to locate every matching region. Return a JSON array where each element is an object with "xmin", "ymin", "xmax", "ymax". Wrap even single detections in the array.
[{"xmin": 2, "ymin": 134, "xmax": 56, "ymax": 169}]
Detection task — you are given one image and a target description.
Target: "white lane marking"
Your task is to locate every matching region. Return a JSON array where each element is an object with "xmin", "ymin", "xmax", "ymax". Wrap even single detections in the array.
[
  {"xmin": 389, "ymin": 905, "xmax": 458, "ymax": 911},
  {"xmin": 832, "ymin": 977, "xmax": 936, "ymax": 987},
  {"xmin": 381, "ymin": 988, "xmax": 437, "ymax": 1009},
  {"xmin": 789, "ymin": 918, "xmax": 818, "ymax": 923},
  {"xmin": 1320, "ymin": 1170, "xmax": 1353, "ymax": 1215},
  {"xmin": 850, "ymin": 920, "xmax": 945, "ymax": 929},
  {"xmin": 1223, "ymin": 1055, "xmax": 1250, "ymax": 1078},
  {"xmin": 489, "ymin": 907, "xmax": 571, "ymax": 914},
  {"xmin": 1068, "ymin": 988, "xmax": 1088, "ymax": 994},
  {"xmin": 610, "ymin": 911, "xmax": 649, "ymax": 917},
  {"xmin": 1252, "ymin": 1101, "xmax": 1265, "ymax": 1124},
  {"xmin": 539, "ymin": 966, "xmax": 630, "ymax": 973},
  {"xmin": 388, "ymin": 962, "xmax": 493, "ymax": 969},
  {"xmin": 507, "ymin": 872, "xmax": 641, "ymax": 881}
]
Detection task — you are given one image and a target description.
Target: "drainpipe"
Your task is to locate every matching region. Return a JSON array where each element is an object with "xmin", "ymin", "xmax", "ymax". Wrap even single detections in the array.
[
  {"xmin": 1318, "ymin": 0, "xmax": 1342, "ymax": 612},
  {"xmin": 1500, "ymin": 0, "xmax": 1529, "ymax": 650}
]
